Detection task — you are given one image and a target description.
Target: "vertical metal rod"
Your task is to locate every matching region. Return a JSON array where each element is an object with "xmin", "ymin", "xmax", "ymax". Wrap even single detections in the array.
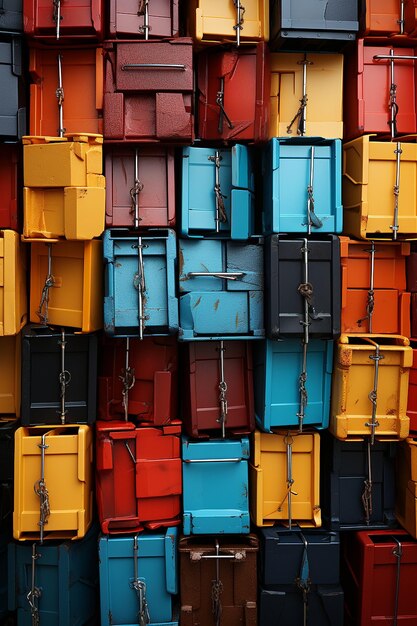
[
  {"xmin": 56, "ymin": 54, "xmax": 65, "ymax": 137},
  {"xmin": 235, "ymin": 0, "xmax": 241, "ymax": 46},
  {"xmin": 214, "ymin": 150, "xmax": 221, "ymax": 233},
  {"xmin": 123, "ymin": 338, "xmax": 130, "ymax": 422},
  {"xmin": 302, "ymin": 239, "xmax": 310, "ymax": 346},
  {"xmin": 392, "ymin": 537, "xmax": 403, "ymax": 626},
  {"xmin": 218, "ymin": 341, "xmax": 228, "ymax": 438},
  {"xmin": 132, "ymin": 152, "xmax": 145, "ymax": 340},
  {"xmin": 27, "ymin": 543, "xmax": 41, "ymax": 626},
  {"xmin": 365, "ymin": 340, "xmax": 383, "ymax": 445},
  {"xmin": 390, "ymin": 49, "xmax": 396, "ymax": 140},
  {"xmin": 362, "ymin": 439, "xmax": 373, "ymax": 524},
  {"xmin": 286, "ymin": 436, "xmax": 294, "ymax": 529},
  {"xmin": 300, "ymin": 56, "xmax": 308, "ymax": 136},
  {"xmin": 37, "ymin": 243, "xmax": 55, "ymax": 325},
  {"xmin": 144, "ymin": 0, "xmax": 150, "ymax": 39},
  {"xmin": 58, "ymin": 328, "xmax": 71, "ymax": 425},
  {"xmin": 211, "ymin": 539, "xmax": 223, "ymax": 626},
  {"xmin": 53, "ymin": 0, "xmax": 61, "ymax": 40},
  {"xmin": 399, "ymin": 0, "xmax": 405, "ymax": 34},
  {"xmin": 134, "ymin": 149, "xmax": 140, "ymax": 229},
  {"xmin": 368, "ymin": 242, "xmax": 375, "ymax": 333},
  {"xmin": 34, "ymin": 434, "xmax": 50, "ymax": 544},
  {"xmin": 307, "ymin": 146, "xmax": 314, "ymax": 235},
  {"xmin": 391, "ymin": 142, "xmax": 402, "ymax": 240},
  {"xmin": 297, "ymin": 239, "xmax": 310, "ymax": 432}
]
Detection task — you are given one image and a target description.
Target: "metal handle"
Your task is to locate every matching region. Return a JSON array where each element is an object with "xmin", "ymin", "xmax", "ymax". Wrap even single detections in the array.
[
  {"xmin": 183, "ymin": 458, "xmax": 242, "ymax": 463},
  {"xmin": 373, "ymin": 54, "xmax": 417, "ymax": 61},
  {"xmin": 196, "ymin": 553, "xmax": 244, "ymax": 560},
  {"xmin": 122, "ymin": 63, "xmax": 186, "ymax": 70},
  {"xmin": 187, "ymin": 272, "xmax": 245, "ymax": 280}
]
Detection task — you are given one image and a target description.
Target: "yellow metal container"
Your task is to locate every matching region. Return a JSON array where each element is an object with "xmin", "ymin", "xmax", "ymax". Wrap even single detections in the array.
[
  {"xmin": 0, "ymin": 230, "xmax": 27, "ymax": 336},
  {"xmin": 0, "ymin": 334, "xmax": 20, "ymax": 416},
  {"xmin": 13, "ymin": 425, "xmax": 93, "ymax": 541},
  {"xmin": 396, "ymin": 438, "xmax": 417, "ymax": 539},
  {"xmin": 270, "ymin": 52, "xmax": 343, "ymax": 139},
  {"xmin": 29, "ymin": 240, "xmax": 103, "ymax": 332},
  {"xmin": 188, "ymin": 0, "xmax": 269, "ymax": 44},
  {"xmin": 23, "ymin": 134, "xmax": 104, "ymax": 188},
  {"xmin": 249, "ymin": 429, "xmax": 321, "ymax": 528},
  {"xmin": 23, "ymin": 185, "xmax": 105, "ymax": 241},
  {"xmin": 343, "ymin": 135, "xmax": 417, "ymax": 240},
  {"xmin": 330, "ymin": 334, "xmax": 411, "ymax": 441}
]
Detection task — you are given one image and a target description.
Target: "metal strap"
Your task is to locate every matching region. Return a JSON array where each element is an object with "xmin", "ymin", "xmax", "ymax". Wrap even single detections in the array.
[
  {"xmin": 58, "ymin": 329, "xmax": 71, "ymax": 425},
  {"xmin": 364, "ymin": 338, "xmax": 384, "ymax": 444},
  {"xmin": 122, "ymin": 63, "xmax": 186, "ymax": 70},
  {"xmin": 119, "ymin": 338, "xmax": 136, "ymax": 422},
  {"xmin": 26, "ymin": 543, "xmax": 41, "ymax": 626},
  {"xmin": 56, "ymin": 54, "xmax": 65, "ymax": 137},
  {"xmin": 361, "ymin": 438, "xmax": 373, "ymax": 524},
  {"xmin": 392, "ymin": 537, "xmax": 403, "ymax": 626},
  {"xmin": 208, "ymin": 151, "xmax": 228, "ymax": 232},
  {"xmin": 33, "ymin": 434, "xmax": 50, "ymax": 543},
  {"xmin": 183, "ymin": 458, "xmax": 241, "ymax": 463},
  {"xmin": 296, "ymin": 239, "xmax": 314, "ymax": 432},
  {"xmin": 125, "ymin": 441, "xmax": 137, "ymax": 463},
  {"xmin": 391, "ymin": 142, "xmax": 402, "ymax": 240},
  {"xmin": 133, "ymin": 238, "xmax": 146, "ymax": 339},
  {"xmin": 211, "ymin": 539, "xmax": 223, "ymax": 626},
  {"xmin": 216, "ymin": 77, "xmax": 234, "ymax": 133},
  {"xmin": 53, "ymin": 0, "xmax": 62, "ymax": 40},
  {"xmin": 187, "ymin": 272, "xmax": 245, "ymax": 280},
  {"xmin": 398, "ymin": 0, "xmax": 405, "ymax": 33},
  {"xmin": 137, "ymin": 0, "xmax": 151, "ymax": 39},
  {"xmin": 287, "ymin": 55, "xmax": 312, "ymax": 136},
  {"xmin": 306, "ymin": 146, "xmax": 322, "ymax": 233},
  {"xmin": 37, "ymin": 244, "xmax": 55, "ymax": 326},
  {"xmin": 130, "ymin": 149, "xmax": 143, "ymax": 229},
  {"xmin": 233, "ymin": 0, "xmax": 245, "ymax": 46},
  {"xmin": 217, "ymin": 341, "xmax": 228, "ymax": 438},
  {"xmin": 277, "ymin": 433, "xmax": 298, "ymax": 528},
  {"xmin": 295, "ymin": 533, "xmax": 311, "ymax": 626},
  {"xmin": 132, "ymin": 536, "xmax": 151, "ymax": 626},
  {"xmin": 357, "ymin": 242, "xmax": 376, "ymax": 332},
  {"xmin": 297, "ymin": 342, "xmax": 308, "ymax": 433}
]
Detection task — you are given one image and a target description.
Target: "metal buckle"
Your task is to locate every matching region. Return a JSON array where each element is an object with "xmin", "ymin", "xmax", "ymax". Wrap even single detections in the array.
[
  {"xmin": 217, "ymin": 341, "xmax": 228, "ymax": 438},
  {"xmin": 131, "ymin": 535, "xmax": 151, "ymax": 626},
  {"xmin": 52, "ymin": 0, "xmax": 62, "ymax": 40},
  {"xmin": 287, "ymin": 55, "xmax": 313, "ymax": 136},
  {"xmin": 26, "ymin": 542, "xmax": 41, "ymax": 626},
  {"xmin": 37, "ymin": 243, "xmax": 55, "ymax": 325},
  {"xmin": 119, "ymin": 338, "xmax": 136, "ymax": 422},
  {"xmin": 233, "ymin": 0, "xmax": 245, "ymax": 46},
  {"xmin": 137, "ymin": 0, "xmax": 151, "ymax": 39},
  {"xmin": 56, "ymin": 54, "xmax": 65, "ymax": 137},
  {"xmin": 216, "ymin": 77, "xmax": 234, "ymax": 134},
  {"xmin": 208, "ymin": 151, "xmax": 228, "ymax": 232},
  {"xmin": 361, "ymin": 438, "xmax": 373, "ymax": 524},
  {"xmin": 58, "ymin": 329, "xmax": 71, "ymax": 425},
  {"xmin": 277, "ymin": 433, "xmax": 298, "ymax": 528},
  {"xmin": 392, "ymin": 537, "xmax": 403, "ymax": 626},
  {"xmin": 364, "ymin": 338, "xmax": 384, "ymax": 444},
  {"xmin": 306, "ymin": 146, "xmax": 322, "ymax": 234},
  {"xmin": 391, "ymin": 142, "xmax": 402, "ymax": 240},
  {"xmin": 357, "ymin": 242, "xmax": 376, "ymax": 332},
  {"xmin": 33, "ymin": 434, "xmax": 50, "ymax": 543}
]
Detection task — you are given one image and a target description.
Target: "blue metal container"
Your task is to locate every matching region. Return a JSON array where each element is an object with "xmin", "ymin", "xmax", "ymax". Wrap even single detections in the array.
[
  {"xmin": 181, "ymin": 145, "xmax": 255, "ymax": 239},
  {"xmin": 178, "ymin": 239, "xmax": 264, "ymax": 341},
  {"xmin": 0, "ymin": 0, "xmax": 22, "ymax": 34},
  {"xmin": 8, "ymin": 525, "xmax": 99, "ymax": 626},
  {"xmin": 182, "ymin": 436, "xmax": 250, "ymax": 534},
  {"xmin": 104, "ymin": 228, "xmax": 178, "ymax": 338},
  {"xmin": 320, "ymin": 431, "xmax": 397, "ymax": 531},
  {"xmin": 0, "ymin": 36, "xmax": 25, "ymax": 139},
  {"xmin": 253, "ymin": 339, "xmax": 333, "ymax": 431},
  {"xmin": 262, "ymin": 138, "xmax": 342, "ymax": 235},
  {"xmin": 98, "ymin": 528, "xmax": 178, "ymax": 626}
]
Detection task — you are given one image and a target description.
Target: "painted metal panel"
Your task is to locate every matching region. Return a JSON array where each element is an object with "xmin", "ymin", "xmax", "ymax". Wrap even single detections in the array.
[
  {"xmin": 0, "ymin": 335, "xmax": 21, "ymax": 416},
  {"xmin": 0, "ymin": 36, "xmax": 25, "ymax": 139},
  {"xmin": 259, "ymin": 586, "xmax": 344, "ymax": 626},
  {"xmin": 0, "ymin": 416, "xmax": 19, "ymax": 533},
  {"xmin": 109, "ymin": 0, "xmax": 179, "ymax": 38},
  {"xmin": 408, "ymin": 346, "xmax": 417, "ymax": 431},
  {"xmin": 23, "ymin": 0, "xmax": 103, "ymax": 39},
  {"xmin": 0, "ymin": 142, "xmax": 20, "ymax": 230},
  {"xmin": 0, "ymin": 0, "xmax": 22, "ymax": 33},
  {"xmin": 0, "ymin": 230, "xmax": 27, "ymax": 336},
  {"xmin": 188, "ymin": 0, "xmax": 269, "ymax": 44},
  {"xmin": 396, "ymin": 437, "xmax": 417, "ymax": 538}
]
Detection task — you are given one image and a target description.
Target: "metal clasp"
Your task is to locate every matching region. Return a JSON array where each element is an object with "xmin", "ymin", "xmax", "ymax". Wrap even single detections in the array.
[
  {"xmin": 361, "ymin": 438, "xmax": 373, "ymax": 524},
  {"xmin": 58, "ymin": 329, "xmax": 71, "ymax": 425},
  {"xmin": 357, "ymin": 242, "xmax": 376, "ymax": 332},
  {"xmin": 216, "ymin": 77, "xmax": 234, "ymax": 133},
  {"xmin": 130, "ymin": 149, "xmax": 143, "ymax": 229},
  {"xmin": 364, "ymin": 339, "xmax": 384, "ymax": 444},
  {"xmin": 287, "ymin": 55, "xmax": 313, "ymax": 136},
  {"xmin": 306, "ymin": 146, "xmax": 322, "ymax": 234},
  {"xmin": 33, "ymin": 434, "xmax": 50, "ymax": 543},
  {"xmin": 137, "ymin": 0, "xmax": 151, "ymax": 39},
  {"xmin": 132, "ymin": 240, "xmax": 147, "ymax": 340},
  {"xmin": 56, "ymin": 54, "xmax": 65, "ymax": 137},
  {"xmin": 37, "ymin": 243, "xmax": 55, "ymax": 325},
  {"xmin": 208, "ymin": 151, "xmax": 228, "ymax": 233},
  {"xmin": 277, "ymin": 433, "xmax": 298, "ymax": 528},
  {"xmin": 391, "ymin": 142, "xmax": 402, "ymax": 240},
  {"xmin": 233, "ymin": 0, "xmax": 245, "ymax": 46},
  {"xmin": 131, "ymin": 535, "xmax": 150, "ymax": 626},
  {"xmin": 26, "ymin": 542, "xmax": 41, "ymax": 626},
  {"xmin": 119, "ymin": 338, "xmax": 136, "ymax": 422},
  {"xmin": 217, "ymin": 341, "xmax": 228, "ymax": 438}
]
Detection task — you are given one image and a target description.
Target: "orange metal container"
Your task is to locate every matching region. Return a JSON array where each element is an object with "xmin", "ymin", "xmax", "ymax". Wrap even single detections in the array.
[
  {"xmin": 340, "ymin": 237, "xmax": 410, "ymax": 335},
  {"xmin": 29, "ymin": 44, "xmax": 103, "ymax": 136},
  {"xmin": 360, "ymin": 0, "xmax": 417, "ymax": 37}
]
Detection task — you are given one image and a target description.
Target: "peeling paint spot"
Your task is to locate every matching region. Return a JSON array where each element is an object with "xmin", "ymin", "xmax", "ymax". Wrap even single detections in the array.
[
  {"xmin": 193, "ymin": 296, "xmax": 202, "ymax": 309},
  {"xmin": 236, "ymin": 312, "xmax": 239, "ymax": 328},
  {"xmin": 214, "ymin": 299, "xmax": 220, "ymax": 311},
  {"xmin": 178, "ymin": 247, "xmax": 184, "ymax": 277}
]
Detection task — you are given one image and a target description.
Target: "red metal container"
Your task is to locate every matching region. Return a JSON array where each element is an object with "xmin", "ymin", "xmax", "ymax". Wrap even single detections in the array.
[
  {"xmin": 96, "ymin": 421, "xmax": 182, "ymax": 534},
  {"xmin": 342, "ymin": 529, "xmax": 417, "ymax": 625},
  {"xmin": 29, "ymin": 44, "xmax": 103, "ymax": 136},
  {"xmin": 197, "ymin": 43, "xmax": 270, "ymax": 143},
  {"xmin": 97, "ymin": 336, "xmax": 178, "ymax": 424},
  {"xmin": 23, "ymin": 0, "xmax": 104, "ymax": 40},
  {"xmin": 408, "ymin": 344, "xmax": 417, "ymax": 432},
  {"xmin": 103, "ymin": 38, "xmax": 193, "ymax": 143},
  {"xmin": 344, "ymin": 39, "xmax": 417, "ymax": 140},
  {"xmin": 182, "ymin": 341, "xmax": 255, "ymax": 439},
  {"xmin": 412, "ymin": 293, "xmax": 417, "ymax": 337},
  {"xmin": 109, "ymin": 0, "xmax": 179, "ymax": 38},
  {"xmin": 105, "ymin": 145, "xmax": 175, "ymax": 228},
  {"xmin": 0, "ymin": 143, "xmax": 20, "ymax": 231}
]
